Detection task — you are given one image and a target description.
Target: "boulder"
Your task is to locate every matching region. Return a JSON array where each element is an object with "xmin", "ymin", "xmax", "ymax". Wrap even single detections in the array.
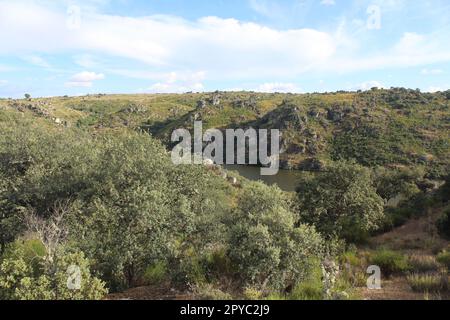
[{"xmin": 197, "ymin": 100, "xmax": 207, "ymax": 109}]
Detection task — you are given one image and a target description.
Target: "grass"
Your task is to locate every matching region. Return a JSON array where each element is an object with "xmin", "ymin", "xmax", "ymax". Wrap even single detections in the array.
[
  {"xmin": 437, "ymin": 251, "xmax": 450, "ymax": 269},
  {"xmin": 407, "ymin": 273, "xmax": 448, "ymax": 293},
  {"xmin": 143, "ymin": 261, "xmax": 167, "ymax": 285},
  {"xmin": 408, "ymin": 255, "xmax": 440, "ymax": 273},
  {"xmin": 369, "ymin": 249, "xmax": 411, "ymax": 276}
]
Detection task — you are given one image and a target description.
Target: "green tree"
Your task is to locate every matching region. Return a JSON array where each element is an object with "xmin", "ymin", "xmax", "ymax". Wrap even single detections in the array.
[
  {"xmin": 373, "ymin": 166, "xmax": 423, "ymax": 201},
  {"xmin": 226, "ymin": 182, "xmax": 324, "ymax": 291},
  {"xmin": 296, "ymin": 161, "xmax": 385, "ymax": 242}
]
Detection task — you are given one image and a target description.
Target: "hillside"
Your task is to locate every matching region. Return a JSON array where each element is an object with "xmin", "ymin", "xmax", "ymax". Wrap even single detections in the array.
[
  {"xmin": 0, "ymin": 89, "xmax": 449, "ymax": 301},
  {"xmin": 2, "ymin": 88, "xmax": 448, "ymax": 178}
]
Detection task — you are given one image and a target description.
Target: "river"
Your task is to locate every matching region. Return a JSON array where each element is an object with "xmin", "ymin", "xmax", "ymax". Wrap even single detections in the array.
[{"xmin": 224, "ymin": 165, "xmax": 303, "ymax": 192}]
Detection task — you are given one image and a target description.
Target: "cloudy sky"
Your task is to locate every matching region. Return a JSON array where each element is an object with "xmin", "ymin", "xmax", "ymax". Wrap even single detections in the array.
[{"xmin": 0, "ymin": 0, "xmax": 449, "ymax": 98}]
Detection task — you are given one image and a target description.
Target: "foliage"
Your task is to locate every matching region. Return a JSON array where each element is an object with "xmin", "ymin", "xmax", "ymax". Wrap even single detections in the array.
[
  {"xmin": 436, "ymin": 208, "xmax": 450, "ymax": 240},
  {"xmin": 288, "ymin": 262, "xmax": 323, "ymax": 300},
  {"xmin": 143, "ymin": 262, "xmax": 168, "ymax": 285},
  {"xmin": 373, "ymin": 166, "xmax": 423, "ymax": 201},
  {"xmin": 369, "ymin": 249, "xmax": 411, "ymax": 276},
  {"xmin": 436, "ymin": 251, "xmax": 450, "ymax": 269},
  {"xmin": 0, "ymin": 115, "xmax": 231, "ymax": 291},
  {"xmin": 1, "ymin": 88, "xmax": 449, "ymax": 300},
  {"xmin": 408, "ymin": 255, "xmax": 440, "ymax": 273},
  {"xmin": 226, "ymin": 182, "xmax": 324, "ymax": 291},
  {"xmin": 192, "ymin": 283, "xmax": 232, "ymax": 300},
  {"xmin": 407, "ymin": 273, "xmax": 448, "ymax": 293},
  {"xmin": 296, "ymin": 160, "xmax": 385, "ymax": 242},
  {"xmin": 0, "ymin": 241, "xmax": 107, "ymax": 300}
]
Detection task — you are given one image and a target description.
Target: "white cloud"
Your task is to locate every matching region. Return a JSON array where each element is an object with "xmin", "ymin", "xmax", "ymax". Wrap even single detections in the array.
[
  {"xmin": 21, "ymin": 55, "xmax": 50, "ymax": 68},
  {"xmin": 350, "ymin": 81, "xmax": 386, "ymax": 91},
  {"xmin": 148, "ymin": 82, "xmax": 204, "ymax": 93},
  {"xmin": 74, "ymin": 54, "xmax": 99, "ymax": 68},
  {"xmin": 0, "ymin": 1, "xmax": 336, "ymax": 80},
  {"xmin": 0, "ymin": 1, "xmax": 450, "ymax": 85},
  {"xmin": 65, "ymin": 71, "xmax": 104, "ymax": 87},
  {"xmin": 320, "ymin": 0, "xmax": 336, "ymax": 6},
  {"xmin": 0, "ymin": 80, "xmax": 7, "ymax": 86},
  {"xmin": 147, "ymin": 70, "xmax": 206, "ymax": 93},
  {"xmin": 255, "ymin": 82, "xmax": 302, "ymax": 93},
  {"xmin": 426, "ymin": 86, "xmax": 448, "ymax": 93},
  {"xmin": 421, "ymin": 68, "xmax": 444, "ymax": 75},
  {"xmin": 148, "ymin": 82, "xmax": 204, "ymax": 94}
]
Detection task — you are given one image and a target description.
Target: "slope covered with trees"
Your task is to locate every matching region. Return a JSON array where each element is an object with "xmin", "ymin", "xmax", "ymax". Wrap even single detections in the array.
[{"xmin": 0, "ymin": 88, "xmax": 449, "ymax": 300}]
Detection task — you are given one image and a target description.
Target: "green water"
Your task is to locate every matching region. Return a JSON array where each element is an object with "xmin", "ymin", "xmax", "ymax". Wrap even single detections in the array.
[{"xmin": 224, "ymin": 165, "xmax": 302, "ymax": 192}]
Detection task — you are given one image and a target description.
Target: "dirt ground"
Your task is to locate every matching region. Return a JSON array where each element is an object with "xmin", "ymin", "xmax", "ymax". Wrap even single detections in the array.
[
  {"xmin": 107, "ymin": 284, "xmax": 193, "ymax": 300},
  {"xmin": 360, "ymin": 208, "xmax": 449, "ymax": 300}
]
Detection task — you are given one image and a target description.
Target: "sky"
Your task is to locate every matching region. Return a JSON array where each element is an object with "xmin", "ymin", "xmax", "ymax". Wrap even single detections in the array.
[{"xmin": 0, "ymin": 0, "xmax": 450, "ymax": 98}]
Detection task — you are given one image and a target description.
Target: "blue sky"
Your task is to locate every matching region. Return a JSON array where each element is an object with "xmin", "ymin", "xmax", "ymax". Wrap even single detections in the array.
[{"xmin": 0, "ymin": 0, "xmax": 449, "ymax": 98}]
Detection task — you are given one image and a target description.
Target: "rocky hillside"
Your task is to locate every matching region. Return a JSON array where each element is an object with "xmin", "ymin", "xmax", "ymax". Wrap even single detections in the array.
[{"xmin": 1, "ymin": 88, "xmax": 449, "ymax": 178}]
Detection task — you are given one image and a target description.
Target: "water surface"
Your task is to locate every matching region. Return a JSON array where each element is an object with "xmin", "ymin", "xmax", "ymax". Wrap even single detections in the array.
[{"xmin": 224, "ymin": 165, "xmax": 302, "ymax": 192}]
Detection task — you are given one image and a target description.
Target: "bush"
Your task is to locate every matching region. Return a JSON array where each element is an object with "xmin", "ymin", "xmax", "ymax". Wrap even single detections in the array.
[
  {"xmin": 296, "ymin": 160, "xmax": 385, "ymax": 242},
  {"xmin": 290, "ymin": 281, "xmax": 323, "ymax": 300},
  {"xmin": 0, "ymin": 242, "xmax": 107, "ymax": 300},
  {"xmin": 436, "ymin": 251, "xmax": 450, "ymax": 269},
  {"xmin": 369, "ymin": 249, "xmax": 410, "ymax": 276},
  {"xmin": 407, "ymin": 274, "xmax": 447, "ymax": 293},
  {"xmin": 143, "ymin": 262, "xmax": 168, "ymax": 285},
  {"xmin": 203, "ymin": 247, "xmax": 234, "ymax": 279},
  {"xmin": 339, "ymin": 251, "xmax": 367, "ymax": 288},
  {"xmin": 227, "ymin": 182, "xmax": 324, "ymax": 291},
  {"xmin": 243, "ymin": 287, "xmax": 264, "ymax": 300},
  {"xmin": 436, "ymin": 209, "xmax": 450, "ymax": 240},
  {"xmin": 193, "ymin": 284, "xmax": 232, "ymax": 300},
  {"xmin": 408, "ymin": 255, "xmax": 440, "ymax": 273},
  {"xmin": 0, "ymin": 118, "xmax": 232, "ymax": 291},
  {"xmin": 374, "ymin": 166, "xmax": 423, "ymax": 201},
  {"xmin": 289, "ymin": 263, "xmax": 323, "ymax": 300}
]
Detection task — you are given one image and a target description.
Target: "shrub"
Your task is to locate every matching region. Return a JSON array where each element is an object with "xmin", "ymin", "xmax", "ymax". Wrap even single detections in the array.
[
  {"xmin": 373, "ymin": 166, "xmax": 423, "ymax": 201},
  {"xmin": 369, "ymin": 249, "xmax": 410, "ymax": 276},
  {"xmin": 296, "ymin": 160, "xmax": 385, "ymax": 242},
  {"xmin": 407, "ymin": 274, "xmax": 447, "ymax": 293},
  {"xmin": 408, "ymin": 255, "xmax": 440, "ymax": 273},
  {"xmin": 289, "ymin": 263, "xmax": 323, "ymax": 300},
  {"xmin": 203, "ymin": 247, "xmax": 234, "ymax": 278},
  {"xmin": 339, "ymin": 251, "xmax": 367, "ymax": 288},
  {"xmin": 0, "ymin": 242, "xmax": 108, "ymax": 300},
  {"xmin": 193, "ymin": 284, "xmax": 232, "ymax": 300},
  {"xmin": 0, "ymin": 119, "xmax": 231, "ymax": 291},
  {"xmin": 243, "ymin": 287, "xmax": 264, "ymax": 300},
  {"xmin": 143, "ymin": 262, "xmax": 168, "ymax": 285},
  {"xmin": 290, "ymin": 281, "xmax": 323, "ymax": 300},
  {"xmin": 436, "ymin": 209, "xmax": 450, "ymax": 240},
  {"xmin": 340, "ymin": 251, "xmax": 362, "ymax": 268},
  {"xmin": 227, "ymin": 182, "xmax": 324, "ymax": 291},
  {"xmin": 436, "ymin": 251, "xmax": 450, "ymax": 269}
]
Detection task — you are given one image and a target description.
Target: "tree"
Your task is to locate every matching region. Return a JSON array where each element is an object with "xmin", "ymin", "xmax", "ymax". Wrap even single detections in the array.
[
  {"xmin": 373, "ymin": 166, "xmax": 423, "ymax": 201},
  {"xmin": 226, "ymin": 182, "xmax": 324, "ymax": 291},
  {"xmin": 24, "ymin": 94, "xmax": 31, "ymax": 100},
  {"xmin": 296, "ymin": 161, "xmax": 385, "ymax": 242}
]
